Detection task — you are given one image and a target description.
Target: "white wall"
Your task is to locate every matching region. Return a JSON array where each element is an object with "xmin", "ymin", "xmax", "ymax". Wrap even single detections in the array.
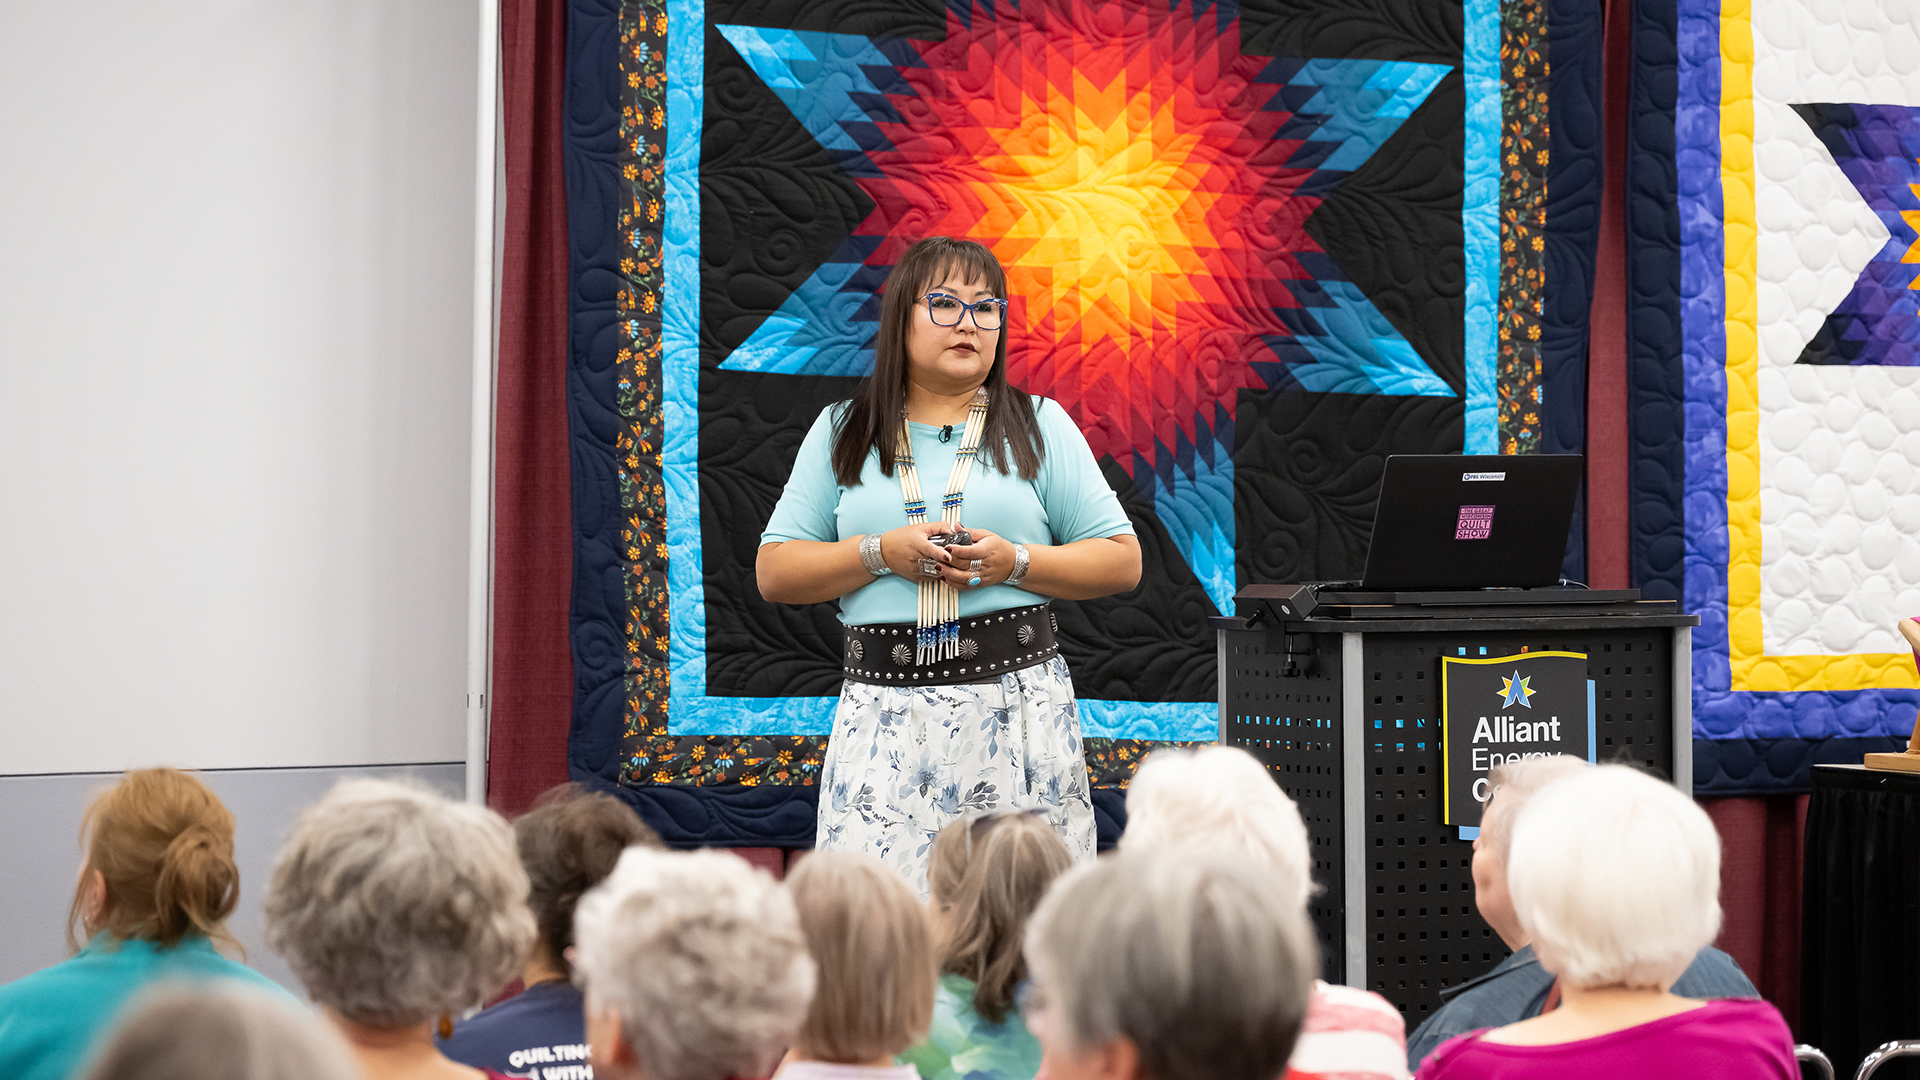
[{"xmin": 0, "ymin": 0, "xmax": 481, "ymax": 773}]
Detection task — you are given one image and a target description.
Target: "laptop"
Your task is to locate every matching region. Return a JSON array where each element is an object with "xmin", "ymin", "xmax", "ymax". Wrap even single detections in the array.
[{"xmin": 1357, "ymin": 455, "xmax": 1583, "ymax": 590}]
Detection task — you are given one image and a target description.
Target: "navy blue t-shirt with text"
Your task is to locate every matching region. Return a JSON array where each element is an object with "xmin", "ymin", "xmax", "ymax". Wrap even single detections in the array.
[{"xmin": 438, "ymin": 981, "xmax": 594, "ymax": 1080}]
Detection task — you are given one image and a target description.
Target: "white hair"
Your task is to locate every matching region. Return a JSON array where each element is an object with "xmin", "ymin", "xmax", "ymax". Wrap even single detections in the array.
[
  {"xmin": 263, "ymin": 779, "xmax": 535, "ymax": 1026},
  {"xmin": 1506, "ymin": 765, "xmax": 1722, "ymax": 990},
  {"xmin": 1024, "ymin": 851, "xmax": 1315, "ymax": 1080},
  {"xmin": 1481, "ymin": 754, "xmax": 1592, "ymax": 866},
  {"xmin": 573, "ymin": 848, "xmax": 816, "ymax": 1080},
  {"xmin": 1120, "ymin": 746, "xmax": 1313, "ymax": 908},
  {"xmin": 78, "ymin": 984, "xmax": 360, "ymax": 1080}
]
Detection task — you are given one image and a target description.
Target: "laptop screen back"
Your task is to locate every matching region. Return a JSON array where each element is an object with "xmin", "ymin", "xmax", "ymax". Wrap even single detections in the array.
[{"xmin": 1359, "ymin": 455, "xmax": 1583, "ymax": 590}]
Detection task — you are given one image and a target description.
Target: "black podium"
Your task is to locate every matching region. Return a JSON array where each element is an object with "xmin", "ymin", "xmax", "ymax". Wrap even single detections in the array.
[
  {"xmin": 1211, "ymin": 585, "xmax": 1699, "ymax": 1026},
  {"xmin": 1802, "ymin": 765, "xmax": 1920, "ymax": 1080}
]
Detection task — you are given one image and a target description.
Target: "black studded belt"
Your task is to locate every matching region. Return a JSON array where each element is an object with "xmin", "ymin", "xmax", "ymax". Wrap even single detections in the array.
[{"xmin": 842, "ymin": 603, "xmax": 1059, "ymax": 687}]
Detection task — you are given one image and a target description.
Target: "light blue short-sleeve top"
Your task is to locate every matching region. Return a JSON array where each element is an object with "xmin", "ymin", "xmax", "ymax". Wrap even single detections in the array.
[{"xmin": 760, "ymin": 397, "xmax": 1134, "ymax": 626}]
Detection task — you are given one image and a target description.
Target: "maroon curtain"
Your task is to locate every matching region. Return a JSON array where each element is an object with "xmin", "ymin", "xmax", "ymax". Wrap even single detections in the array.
[
  {"xmin": 1705, "ymin": 795, "xmax": 1810, "ymax": 1034},
  {"xmin": 488, "ymin": 0, "xmax": 573, "ymax": 817},
  {"xmin": 1586, "ymin": 0, "xmax": 1632, "ymax": 589}
]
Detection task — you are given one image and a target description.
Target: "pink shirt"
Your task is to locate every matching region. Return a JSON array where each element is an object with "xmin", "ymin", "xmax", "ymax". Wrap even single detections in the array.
[
  {"xmin": 1411, "ymin": 998, "xmax": 1797, "ymax": 1080},
  {"xmin": 1286, "ymin": 980, "xmax": 1411, "ymax": 1080}
]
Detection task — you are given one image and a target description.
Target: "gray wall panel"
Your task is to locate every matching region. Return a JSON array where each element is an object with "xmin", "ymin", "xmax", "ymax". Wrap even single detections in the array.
[{"xmin": 0, "ymin": 764, "xmax": 463, "ymax": 993}]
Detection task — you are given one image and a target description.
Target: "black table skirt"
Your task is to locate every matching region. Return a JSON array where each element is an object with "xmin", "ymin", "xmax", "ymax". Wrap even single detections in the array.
[{"xmin": 1802, "ymin": 765, "xmax": 1920, "ymax": 1079}]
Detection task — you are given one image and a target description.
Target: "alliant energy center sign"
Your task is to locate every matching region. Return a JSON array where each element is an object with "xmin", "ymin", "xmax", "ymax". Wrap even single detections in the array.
[{"xmin": 1440, "ymin": 651, "xmax": 1594, "ymax": 831}]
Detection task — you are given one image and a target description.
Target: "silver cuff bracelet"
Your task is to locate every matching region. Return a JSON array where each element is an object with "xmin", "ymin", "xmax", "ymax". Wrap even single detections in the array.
[
  {"xmin": 1005, "ymin": 542, "xmax": 1030, "ymax": 587},
  {"xmin": 859, "ymin": 532, "xmax": 892, "ymax": 577}
]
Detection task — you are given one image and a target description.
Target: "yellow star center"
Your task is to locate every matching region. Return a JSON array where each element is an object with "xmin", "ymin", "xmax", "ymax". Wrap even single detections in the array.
[{"xmin": 971, "ymin": 72, "xmax": 1226, "ymax": 344}]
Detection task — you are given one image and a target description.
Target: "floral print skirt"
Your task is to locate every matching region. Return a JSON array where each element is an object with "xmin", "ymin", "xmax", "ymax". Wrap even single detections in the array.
[{"xmin": 816, "ymin": 655, "xmax": 1096, "ymax": 895}]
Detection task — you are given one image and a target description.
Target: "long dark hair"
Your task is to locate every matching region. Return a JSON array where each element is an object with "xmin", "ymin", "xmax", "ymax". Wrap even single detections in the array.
[{"xmin": 830, "ymin": 237, "xmax": 1046, "ymax": 486}]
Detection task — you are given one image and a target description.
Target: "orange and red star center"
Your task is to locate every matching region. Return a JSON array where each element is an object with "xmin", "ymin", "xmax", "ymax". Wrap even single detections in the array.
[{"xmin": 860, "ymin": 5, "xmax": 1328, "ymax": 473}]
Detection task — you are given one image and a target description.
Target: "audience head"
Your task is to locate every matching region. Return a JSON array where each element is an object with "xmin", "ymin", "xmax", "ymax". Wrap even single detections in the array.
[
  {"xmin": 1506, "ymin": 764, "xmax": 1722, "ymax": 991},
  {"xmin": 514, "ymin": 783, "xmax": 661, "ymax": 976},
  {"xmin": 1024, "ymin": 851, "xmax": 1315, "ymax": 1080},
  {"xmin": 1120, "ymin": 746, "xmax": 1312, "ymax": 908},
  {"xmin": 1470, "ymin": 754, "xmax": 1592, "ymax": 949},
  {"xmin": 78, "ymin": 984, "xmax": 360, "ymax": 1080},
  {"xmin": 926, "ymin": 809, "xmax": 1073, "ymax": 1024},
  {"xmin": 67, "ymin": 768, "xmax": 240, "ymax": 953},
  {"xmin": 573, "ymin": 848, "xmax": 815, "ymax": 1080},
  {"xmin": 787, "ymin": 850, "xmax": 938, "ymax": 1062},
  {"xmin": 262, "ymin": 779, "xmax": 535, "ymax": 1029}
]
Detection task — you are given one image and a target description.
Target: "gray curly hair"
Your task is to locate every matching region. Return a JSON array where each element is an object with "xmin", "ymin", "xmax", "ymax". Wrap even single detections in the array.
[
  {"xmin": 573, "ymin": 847, "xmax": 816, "ymax": 1080},
  {"xmin": 263, "ymin": 779, "xmax": 535, "ymax": 1026}
]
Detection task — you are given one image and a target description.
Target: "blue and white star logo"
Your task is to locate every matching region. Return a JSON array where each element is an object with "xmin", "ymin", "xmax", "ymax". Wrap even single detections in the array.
[{"xmin": 1498, "ymin": 672, "xmax": 1535, "ymax": 709}]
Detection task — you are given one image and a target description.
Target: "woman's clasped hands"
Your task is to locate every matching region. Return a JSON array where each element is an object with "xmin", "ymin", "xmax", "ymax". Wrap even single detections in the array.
[{"xmin": 875, "ymin": 522, "xmax": 1015, "ymax": 589}]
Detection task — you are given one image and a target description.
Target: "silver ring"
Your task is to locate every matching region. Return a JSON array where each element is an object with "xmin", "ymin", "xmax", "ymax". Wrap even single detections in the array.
[
  {"xmin": 968, "ymin": 575, "xmax": 982, "ymax": 587},
  {"xmin": 970, "ymin": 559, "xmax": 983, "ymax": 572},
  {"xmin": 919, "ymin": 559, "xmax": 941, "ymax": 578}
]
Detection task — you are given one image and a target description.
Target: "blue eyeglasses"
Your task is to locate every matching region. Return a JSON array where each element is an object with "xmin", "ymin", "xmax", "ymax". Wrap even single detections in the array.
[{"xmin": 922, "ymin": 291, "xmax": 1009, "ymax": 330}]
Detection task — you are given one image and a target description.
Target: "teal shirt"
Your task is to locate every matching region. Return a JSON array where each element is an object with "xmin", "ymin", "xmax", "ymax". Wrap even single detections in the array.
[
  {"xmin": 900, "ymin": 974, "xmax": 1043, "ymax": 1080},
  {"xmin": 0, "ymin": 935, "xmax": 294, "ymax": 1080},
  {"xmin": 761, "ymin": 398, "xmax": 1134, "ymax": 626}
]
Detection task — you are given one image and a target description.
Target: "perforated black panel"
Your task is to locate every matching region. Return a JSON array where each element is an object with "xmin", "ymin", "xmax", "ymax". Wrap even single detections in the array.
[
  {"xmin": 1360, "ymin": 628, "xmax": 1676, "ymax": 1023},
  {"xmin": 1219, "ymin": 622, "xmax": 1681, "ymax": 1023},
  {"xmin": 1220, "ymin": 630, "xmax": 1346, "ymax": 984},
  {"xmin": 1587, "ymin": 634, "xmax": 1676, "ymax": 770}
]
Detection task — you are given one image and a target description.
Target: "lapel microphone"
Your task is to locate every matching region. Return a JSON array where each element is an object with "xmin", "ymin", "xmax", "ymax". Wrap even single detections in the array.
[{"xmin": 940, "ymin": 424, "xmax": 953, "ymax": 443}]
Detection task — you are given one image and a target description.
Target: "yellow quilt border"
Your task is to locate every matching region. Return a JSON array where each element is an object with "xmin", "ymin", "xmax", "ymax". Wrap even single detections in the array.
[{"xmin": 1719, "ymin": 0, "xmax": 1918, "ymax": 692}]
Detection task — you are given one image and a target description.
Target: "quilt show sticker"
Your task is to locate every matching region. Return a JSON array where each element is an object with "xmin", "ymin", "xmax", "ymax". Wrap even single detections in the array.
[{"xmin": 1440, "ymin": 650, "xmax": 1594, "ymax": 834}]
